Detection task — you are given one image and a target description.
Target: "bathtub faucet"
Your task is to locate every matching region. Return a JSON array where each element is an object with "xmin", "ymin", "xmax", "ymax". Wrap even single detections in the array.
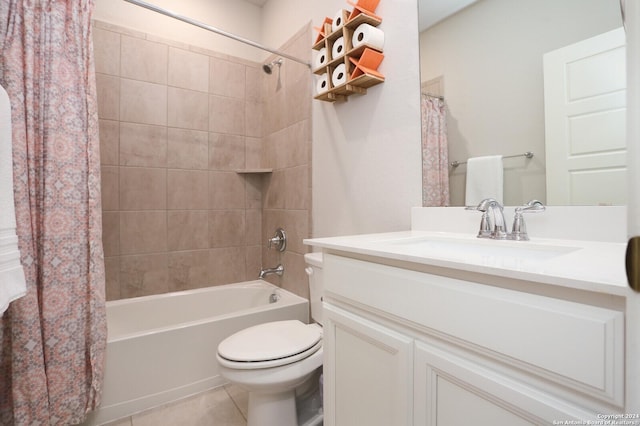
[{"xmin": 259, "ymin": 264, "xmax": 284, "ymax": 279}]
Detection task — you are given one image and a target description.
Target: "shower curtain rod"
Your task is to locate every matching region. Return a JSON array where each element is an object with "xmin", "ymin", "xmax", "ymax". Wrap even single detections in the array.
[
  {"xmin": 423, "ymin": 92, "xmax": 444, "ymax": 100},
  {"xmin": 123, "ymin": 0, "xmax": 311, "ymax": 68}
]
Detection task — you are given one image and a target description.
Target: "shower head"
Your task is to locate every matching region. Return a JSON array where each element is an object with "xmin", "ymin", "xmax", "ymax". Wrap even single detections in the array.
[{"xmin": 262, "ymin": 58, "xmax": 283, "ymax": 74}]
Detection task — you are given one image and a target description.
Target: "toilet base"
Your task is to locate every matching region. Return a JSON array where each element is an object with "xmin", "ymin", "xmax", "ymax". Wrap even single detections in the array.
[{"xmin": 247, "ymin": 390, "xmax": 297, "ymax": 426}]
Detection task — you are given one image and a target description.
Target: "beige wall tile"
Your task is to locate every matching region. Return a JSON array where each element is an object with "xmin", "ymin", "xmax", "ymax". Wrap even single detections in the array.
[
  {"xmin": 120, "ymin": 35, "xmax": 167, "ymax": 84},
  {"xmin": 282, "ymin": 32, "xmax": 311, "ymax": 88},
  {"xmin": 167, "ymin": 210, "xmax": 208, "ymax": 251},
  {"xmin": 99, "ymin": 119, "xmax": 119, "ymax": 165},
  {"xmin": 208, "ymin": 210, "xmax": 245, "ymax": 248},
  {"xmin": 244, "ymin": 174, "xmax": 263, "ymax": 210},
  {"xmin": 168, "ymin": 47, "xmax": 209, "ymax": 92},
  {"xmin": 209, "ymin": 171, "xmax": 245, "ymax": 209},
  {"xmin": 261, "ymin": 244, "xmax": 279, "ymax": 277},
  {"xmin": 261, "ymin": 85, "xmax": 285, "ymax": 134},
  {"xmin": 281, "ymin": 251, "xmax": 308, "ymax": 299},
  {"xmin": 245, "ymin": 100, "xmax": 262, "ymax": 138},
  {"xmin": 167, "ymin": 128, "xmax": 208, "ymax": 170},
  {"xmin": 269, "ymin": 120, "xmax": 309, "ymax": 169},
  {"xmin": 262, "ymin": 171, "xmax": 284, "ymax": 209},
  {"xmin": 120, "ymin": 211, "xmax": 167, "ymax": 255},
  {"xmin": 209, "ymin": 133, "xmax": 245, "ymax": 170},
  {"xmin": 209, "ymin": 57, "xmax": 246, "ymax": 99},
  {"xmin": 95, "ymin": 22, "xmax": 314, "ymax": 302},
  {"xmin": 119, "ymin": 122, "xmax": 167, "ymax": 167},
  {"xmin": 102, "ymin": 211, "xmax": 120, "ymax": 257},
  {"xmin": 263, "ymin": 209, "xmax": 309, "ymax": 254},
  {"xmin": 120, "ymin": 167, "xmax": 167, "ymax": 210},
  {"xmin": 104, "ymin": 257, "xmax": 121, "ymax": 301},
  {"xmin": 245, "ymin": 137, "xmax": 262, "ymax": 169},
  {"xmin": 93, "ymin": 28, "xmax": 120, "ymax": 76},
  {"xmin": 120, "ymin": 253, "xmax": 169, "ymax": 298},
  {"xmin": 262, "ymin": 132, "xmax": 276, "ymax": 169},
  {"xmin": 96, "ymin": 73, "xmax": 120, "ymax": 120},
  {"xmin": 245, "ymin": 209, "xmax": 261, "ymax": 246},
  {"xmin": 209, "ymin": 95, "xmax": 245, "ymax": 135},
  {"xmin": 245, "ymin": 245, "xmax": 261, "ymax": 280},
  {"xmin": 245, "ymin": 66, "xmax": 260, "ymax": 103},
  {"xmin": 285, "ymin": 77, "xmax": 312, "ymax": 127},
  {"xmin": 284, "ymin": 165, "xmax": 309, "ymax": 210},
  {"xmin": 208, "ymin": 247, "xmax": 246, "ymax": 285},
  {"xmin": 168, "ymin": 87, "xmax": 209, "ymax": 131},
  {"xmin": 101, "ymin": 166, "xmax": 119, "ymax": 211},
  {"xmin": 120, "ymin": 78, "xmax": 167, "ymax": 126},
  {"xmin": 168, "ymin": 250, "xmax": 210, "ymax": 292},
  {"xmin": 167, "ymin": 169, "xmax": 208, "ymax": 210}
]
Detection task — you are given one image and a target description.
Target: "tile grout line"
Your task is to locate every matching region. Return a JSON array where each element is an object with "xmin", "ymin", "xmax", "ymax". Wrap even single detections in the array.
[{"xmin": 223, "ymin": 385, "xmax": 248, "ymax": 423}]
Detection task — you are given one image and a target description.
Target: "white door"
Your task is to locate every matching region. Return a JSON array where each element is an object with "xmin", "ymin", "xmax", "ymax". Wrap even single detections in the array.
[{"xmin": 544, "ymin": 27, "xmax": 626, "ymax": 205}]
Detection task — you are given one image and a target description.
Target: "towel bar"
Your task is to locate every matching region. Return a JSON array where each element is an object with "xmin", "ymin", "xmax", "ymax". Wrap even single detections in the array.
[{"xmin": 450, "ymin": 151, "xmax": 533, "ymax": 168}]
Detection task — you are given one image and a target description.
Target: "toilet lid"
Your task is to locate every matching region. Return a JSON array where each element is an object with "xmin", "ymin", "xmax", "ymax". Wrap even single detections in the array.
[{"xmin": 218, "ymin": 320, "xmax": 322, "ymax": 363}]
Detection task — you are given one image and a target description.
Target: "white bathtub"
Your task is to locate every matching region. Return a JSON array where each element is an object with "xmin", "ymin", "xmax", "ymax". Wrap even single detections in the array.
[{"xmin": 85, "ymin": 281, "xmax": 309, "ymax": 425}]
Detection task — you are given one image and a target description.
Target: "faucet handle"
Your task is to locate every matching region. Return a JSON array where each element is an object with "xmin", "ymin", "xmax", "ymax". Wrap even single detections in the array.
[
  {"xmin": 466, "ymin": 198, "xmax": 499, "ymax": 212},
  {"xmin": 267, "ymin": 228, "xmax": 287, "ymax": 252},
  {"xmin": 515, "ymin": 199, "xmax": 545, "ymax": 213},
  {"xmin": 511, "ymin": 200, "xmax": 545, "ymax": 241}
]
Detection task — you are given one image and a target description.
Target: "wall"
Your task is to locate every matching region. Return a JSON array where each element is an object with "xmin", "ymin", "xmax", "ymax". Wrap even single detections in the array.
[
  {"xmin": 94, "ymin": 21, "xmax": 264, "ymax": 299},
  {"xmin": 93, "ymin": 0, "xmax": 265, "ymax": 62},
  {"xmin": 419, "ymin": 0, "xmax": 622, "ymax": 206},
  {"xmin": 94, "ymin": 0, "xmax": 424, "ymax": 298},
  {"xmin": 263, "ymin": 0, "xmax": 424, "ymax": 237},
  {"xmin": 260, "ymin": 25, "xmax": 313, "ymax": 298},
  {"xmin": 93, "ymin": 14, "xmax": 313, "ymax": 300}
]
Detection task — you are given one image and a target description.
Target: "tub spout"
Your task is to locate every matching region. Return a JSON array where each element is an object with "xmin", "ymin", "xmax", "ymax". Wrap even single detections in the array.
[{"xmin": 259, "ymin": 264, "xmax": 284, "ymax": 279}]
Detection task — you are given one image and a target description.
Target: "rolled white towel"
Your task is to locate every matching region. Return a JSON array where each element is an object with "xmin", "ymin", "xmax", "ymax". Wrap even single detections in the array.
[{"xmin": 0, "ymin": 84, "xmax": 27, "ymax": 315}]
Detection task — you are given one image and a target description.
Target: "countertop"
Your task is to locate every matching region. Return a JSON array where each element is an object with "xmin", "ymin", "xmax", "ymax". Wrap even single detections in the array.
[{"xmin": 305, "ymin": 230, "xmax": 630, "ymax": 297}]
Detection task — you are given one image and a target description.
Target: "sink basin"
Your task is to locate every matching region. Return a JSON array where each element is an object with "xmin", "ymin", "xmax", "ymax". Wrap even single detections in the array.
[{"xmin": 380, "ymin": 234, "xmax": 581, "ymax": 264}]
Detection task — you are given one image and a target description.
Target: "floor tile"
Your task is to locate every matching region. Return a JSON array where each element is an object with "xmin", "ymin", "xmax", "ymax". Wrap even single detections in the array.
[
  {"xmin": 224, "ymin": 384, "xmax": 249, "ymax": 420},
  {"xmin": 131, "ymin": 387, "xmax": 246, "ymax": 426}
]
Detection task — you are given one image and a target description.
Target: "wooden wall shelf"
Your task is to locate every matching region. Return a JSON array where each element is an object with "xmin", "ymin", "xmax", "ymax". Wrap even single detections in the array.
[{"xmin": 313, "ymin": 5, "xmax": 384, "ymax": 103}]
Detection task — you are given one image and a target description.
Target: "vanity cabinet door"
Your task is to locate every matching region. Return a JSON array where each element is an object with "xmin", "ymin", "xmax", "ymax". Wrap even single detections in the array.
[
  {"xmin": 323, "ymin": 303, "xmax": 413, "ymax": 426},
  {"xmin": 413, "ymin": 340, "xmax": 597, "ymax": 426}
]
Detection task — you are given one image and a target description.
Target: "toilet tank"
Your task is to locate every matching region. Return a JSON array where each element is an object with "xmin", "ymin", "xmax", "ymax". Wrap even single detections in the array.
[{"xmin": 304, "ymin": 252, "xmax": 324, "ymax": 325}]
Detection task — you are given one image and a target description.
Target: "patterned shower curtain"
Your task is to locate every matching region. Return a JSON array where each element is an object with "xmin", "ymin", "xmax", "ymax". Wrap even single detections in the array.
[
  {"xmin": 0, "ymin": 1, "xmax": 107, "ymax": 424},
  {"xmin": 421, "ymin": 94, "xmax": 450, "ymax": 207}
]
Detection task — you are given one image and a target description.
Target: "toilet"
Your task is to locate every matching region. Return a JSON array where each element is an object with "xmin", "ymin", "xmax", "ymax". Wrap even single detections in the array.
[{"xmin": 217, "ymin": 252, "xmax": 324, "ymax": 426}]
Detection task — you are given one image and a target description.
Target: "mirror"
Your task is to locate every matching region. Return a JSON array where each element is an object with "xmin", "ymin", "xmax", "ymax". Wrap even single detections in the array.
[{"xmin": 418, "ymin": 0, "xmax": 625, "ymax": 206}]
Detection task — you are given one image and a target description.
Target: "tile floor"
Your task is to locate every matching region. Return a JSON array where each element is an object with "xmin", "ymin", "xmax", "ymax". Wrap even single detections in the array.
[{"xmin": 105, "ymin": 384, "xmax": 248, "ymax": 426}]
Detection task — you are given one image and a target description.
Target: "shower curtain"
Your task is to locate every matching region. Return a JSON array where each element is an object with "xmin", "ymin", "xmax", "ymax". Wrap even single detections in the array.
[
  {"xmin": 421, "ymin": 94, "xmax": 450, "ymax": 207},
  {"xmin": 0, "ymin": 1, "xmax": 107, "ymax": 424}
]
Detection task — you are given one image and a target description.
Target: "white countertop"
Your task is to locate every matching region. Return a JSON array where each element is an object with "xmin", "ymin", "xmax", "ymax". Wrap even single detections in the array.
[{"xmin": 305, "ymin": 230, "xmax": 630, "ymax": 297}]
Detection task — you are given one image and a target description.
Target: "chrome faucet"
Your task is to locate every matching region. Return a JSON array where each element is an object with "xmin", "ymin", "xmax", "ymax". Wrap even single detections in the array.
[
  {"xmin": 467, "ymin": 198, "xmax": 508, "ymax": 239},
  {"xmin": 259, "ymin": 264, "xmax": 284, "ymax": 279},
  {"xmin": 468, "ymin": 198, "xmax": 545, "ymax": 240}
]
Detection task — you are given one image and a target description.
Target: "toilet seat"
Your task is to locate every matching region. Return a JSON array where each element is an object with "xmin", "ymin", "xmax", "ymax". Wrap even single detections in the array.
[{"xmin": 217, "ymin": 320, "xmax": 322, "ymax": 370}]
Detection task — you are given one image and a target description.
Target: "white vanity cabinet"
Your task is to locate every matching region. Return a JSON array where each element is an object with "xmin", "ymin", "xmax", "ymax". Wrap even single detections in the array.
[
  {"xmin": 320, "ymin": 252, "xmax": 626, "ymax": 426},
  {"xmin": 323, "ymin": 304, "xmax": 413, "ymax": 425}
]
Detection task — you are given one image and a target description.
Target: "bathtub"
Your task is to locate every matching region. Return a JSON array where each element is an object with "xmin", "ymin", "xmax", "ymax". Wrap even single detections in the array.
[{"xmin": 85, "ymin": 281, "xmax": 309, "ymax": 425}]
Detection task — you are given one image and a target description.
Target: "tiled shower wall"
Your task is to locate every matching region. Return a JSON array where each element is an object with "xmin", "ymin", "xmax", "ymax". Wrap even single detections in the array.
[
  {"xmin": 261, "ymin": 25, "xmax": 313, "ymax": 299},
  {"xmin": 94, "ymin": 21, "xmax": 312, "ymax": 300}
]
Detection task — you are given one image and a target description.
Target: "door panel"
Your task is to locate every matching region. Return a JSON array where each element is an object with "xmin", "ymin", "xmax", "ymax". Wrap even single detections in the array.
[{"xmin": 544, "ymin": 27, "xmax": 626, "ymax": 205}]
